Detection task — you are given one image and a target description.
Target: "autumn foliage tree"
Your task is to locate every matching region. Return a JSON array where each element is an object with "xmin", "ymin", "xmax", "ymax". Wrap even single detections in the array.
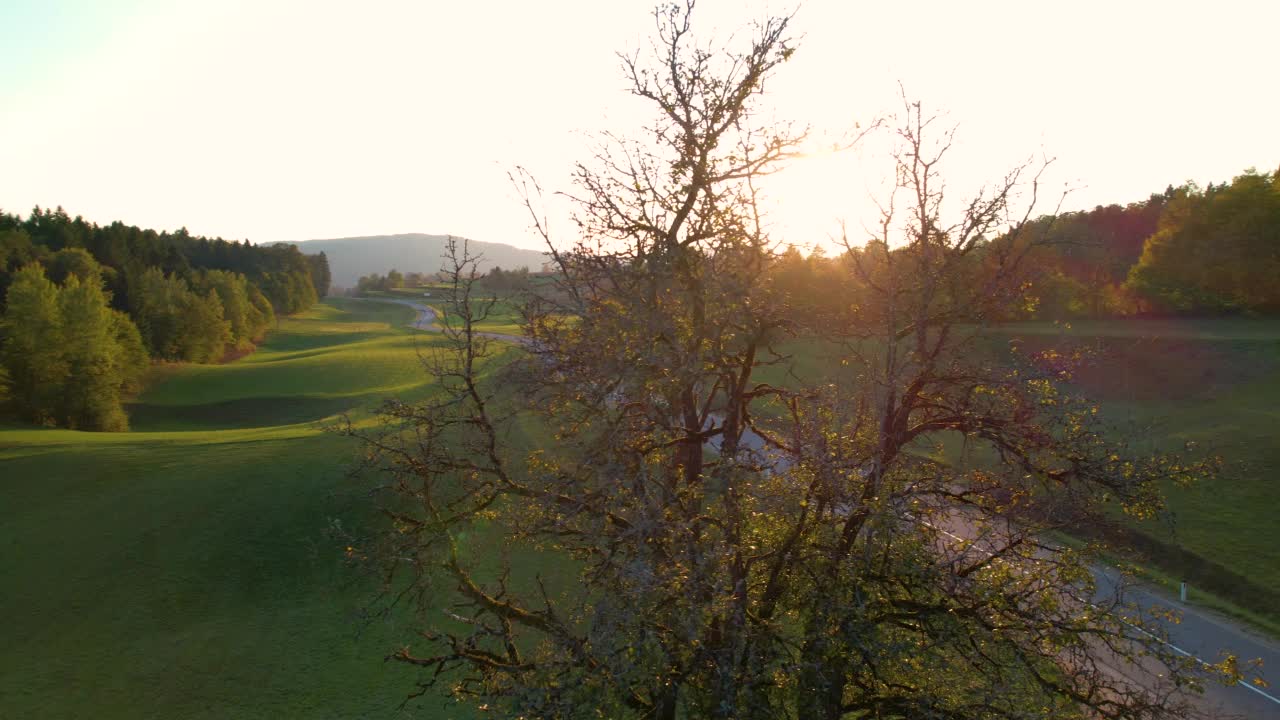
[
  {"xmin": 1127, "ymin": 169, "xmax": 1280, "ymax": 313},
  {"xmin": 348, "ymin": 3, "xmax": 1240, "ymax": 717}
]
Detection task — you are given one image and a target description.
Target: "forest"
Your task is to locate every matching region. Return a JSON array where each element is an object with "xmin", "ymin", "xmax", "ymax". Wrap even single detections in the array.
[
  {"xmin": 353, "ymin": 169, "xmax": 1280, "ymax": 325},
  {"xmin": 353, "ymin": 264, "xmax": 536, "ymax": 295},
  {"xmin": 0, "ymin": 207, "xmax": 330, "ymax": 431},
  {"xmin": 3, "ymin": 162, "xmax": 1275, "ymax": 435},
  {"xmin": 771, "ymin": 168, "xmax": 1280, "ymax": 322}
]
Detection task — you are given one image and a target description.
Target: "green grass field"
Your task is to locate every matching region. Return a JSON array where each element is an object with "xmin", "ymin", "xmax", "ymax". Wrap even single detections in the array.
[
  {"xmin": 760, "ymin": 319, "xmax": 1280, "ymax": 628},
  {"xmin": 428, "ymin": 298, "xmax": 524, "ymax": 337},
  {"xmin": 0, "ymin": 299, "xmax": 506, "ymax": 719},
  {"xmin": 1064, "ymin": 324, "xmax": 1280, "ymax": 618},
  {"xmin": 3, "ymin": 303, "xmax": 1277, "ymax": 718}
]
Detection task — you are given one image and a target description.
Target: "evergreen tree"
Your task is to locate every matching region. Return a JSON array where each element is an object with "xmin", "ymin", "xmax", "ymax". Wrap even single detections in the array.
[
  {"xmin": 307, "ymin": 251, "xmax": 332, "ymax": 297},
  {"xmin": 0, "ymin": 226, "xmax": 45, "ymax": 308}
]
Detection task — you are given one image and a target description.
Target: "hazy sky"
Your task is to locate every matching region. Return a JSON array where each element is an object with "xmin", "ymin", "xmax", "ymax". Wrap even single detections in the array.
[{"xmin": 3, "ymin": 0, "xmax": 1277, "ymax": 253}]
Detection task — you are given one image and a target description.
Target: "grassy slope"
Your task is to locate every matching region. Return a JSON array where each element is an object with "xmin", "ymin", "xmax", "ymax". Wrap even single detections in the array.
[
  {"xmin": 3, "ymin": 303, "xmax": 1274, "ymax": 716},
  {"xmin": 986, "ymin": 320, "xmax": 1280, "ymax": 592},
  {"xmin": 0, "ymin": 299, "xmax": 489, "ymax": 719},
  {"xmin": 429, "ymin": 299, "xmax": 524, "ymax": 337},
  {"xmin": 760, "ymin": 319, "xmax": 1280, "ymax": 623}
]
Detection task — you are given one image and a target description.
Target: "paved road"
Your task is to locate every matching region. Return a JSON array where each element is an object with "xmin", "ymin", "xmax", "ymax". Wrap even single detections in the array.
[
  {"xmin": 1095, "ymin": 568, "xmax": 1280, "ymax": 718},
  {"xmin": 925, "ymin": 505, "xmax": 1280, "ymax": 718},
  {"xmin": 726, "ymin": 426, "xmax": 1280, "ymax": 718}
]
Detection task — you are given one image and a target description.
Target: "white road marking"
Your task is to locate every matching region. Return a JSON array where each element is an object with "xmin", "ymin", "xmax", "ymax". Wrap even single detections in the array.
[{"xmin": 926, "ymin": 522, "xmax": 1280, "ymax": 706}]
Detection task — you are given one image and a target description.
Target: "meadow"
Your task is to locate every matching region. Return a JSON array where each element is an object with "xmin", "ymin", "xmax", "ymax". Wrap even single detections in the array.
[
  {"xmin": 1039, "ymin": 320, "xmax": 1280, "ymax": 628},
  {"xmin": 0, "ymin": 299, "xmax": 502, "ymax": 719},
  {"xmin": 3, "ymin": 301, "xmax": 1277, "ymax": 718},
  {"xmin": 759, "ymin": 318, "xmax": 1280, "ymax": 630}
]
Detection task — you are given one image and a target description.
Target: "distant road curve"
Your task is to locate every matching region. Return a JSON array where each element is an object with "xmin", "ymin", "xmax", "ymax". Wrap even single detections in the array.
[{"xmin": 349, "ymin": 296, "xmax": 528, "ymax": 345}]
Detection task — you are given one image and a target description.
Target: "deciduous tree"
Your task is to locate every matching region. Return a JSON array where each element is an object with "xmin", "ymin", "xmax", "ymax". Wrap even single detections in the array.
[
  {"xmin": 1, "ymin": 264, "xmax": 66, "ymax": 424},
  {"xmin": 348, "ymin": 4, "xmax": 1239, "ymax": 718},
  {"xmin": 57, "ymin": 274, "xmax": 129, "ymax": 431},
  {"xmin": 1, "ymin": 263, "xmax": 145, "ymax": 430},
  {"xmin": 1127, "ymin": 170, "xmax": 1280, "ymax": 313}
]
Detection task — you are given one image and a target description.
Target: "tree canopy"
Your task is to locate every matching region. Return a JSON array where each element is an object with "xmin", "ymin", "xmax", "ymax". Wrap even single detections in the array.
[
  {"xmin": 1, "ymin": 262, "xmax": 146, "ymax": 430},
  {"xmin": 754, "ymin": 167, "xmax": 1280, "ymax": 323},
  {"xmin": 1127, "ymin": 170, "xmax": 1280, "ymax": 313},
  {"xmin": 345, "ymin": 4, "xmax": 1238, "ymax": 717}
]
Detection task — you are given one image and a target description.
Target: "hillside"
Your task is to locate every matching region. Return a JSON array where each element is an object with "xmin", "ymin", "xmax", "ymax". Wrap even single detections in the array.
[
  {"xmin": 286, "ymin": 234, "xmax": 547, "ymax": 288},
  {"xmin": 3, "ymin": 300, "xmax": 1277, "ymax": 716},
  {"xmin": 0, "ymin": 298, "xmax": 530, "ymax": 718},
  {"xmin": 758, "ymin": 319, "xmax": 1280, "ymax": 629}
]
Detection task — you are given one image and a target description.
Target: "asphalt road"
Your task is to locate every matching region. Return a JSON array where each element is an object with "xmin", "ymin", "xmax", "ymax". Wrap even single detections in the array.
[
  {"xmin": 731, "ymin": 426, "xmax": 1280, "ymax": 718},
  {"xmin": 1095, "ymin": 568, "xmax": 1280, "ymax": 718}
]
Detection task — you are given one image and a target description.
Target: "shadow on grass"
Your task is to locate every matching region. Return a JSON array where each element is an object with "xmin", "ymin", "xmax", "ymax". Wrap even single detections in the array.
[
  {"xmin": 127, "ymin": 396, "xmax": 359, "ymax": 431},
  {"xmin": 260, "ymin": 331, "xmax": 391, "ymax": 354}
]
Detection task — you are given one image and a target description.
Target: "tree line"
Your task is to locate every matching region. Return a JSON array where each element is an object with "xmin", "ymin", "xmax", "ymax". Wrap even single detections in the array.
[
  {"xmin": 0, "ymin": 207, "xmax": 331, "ymax": 431},
  {"xmin": 354, "ymin": 265, "xmax": 536, "ymax": 295},
  {"xmin": 1127, "ymin": 170, "xmax": 1280, "ymax": 313},
  {"xmin": 769, "ymin": 167, "xmax": 1280, "ymax": 321},
  {"xmin": 355, "ymin": 268, "xmax": 421, "ymax": 293}
]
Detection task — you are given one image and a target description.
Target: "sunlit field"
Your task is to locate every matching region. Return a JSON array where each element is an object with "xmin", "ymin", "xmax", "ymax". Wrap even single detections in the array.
[{"xmin": 0, "ymin": 299, "xmax": 511, "ymax": 719}]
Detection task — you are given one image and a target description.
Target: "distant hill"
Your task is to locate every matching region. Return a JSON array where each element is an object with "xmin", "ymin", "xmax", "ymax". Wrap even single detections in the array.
[{"xmin": 284, "ymin": 234, "xmax": 547, "ymax": 288}]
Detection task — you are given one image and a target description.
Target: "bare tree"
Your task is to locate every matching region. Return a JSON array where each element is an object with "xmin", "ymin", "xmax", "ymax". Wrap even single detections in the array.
[{"xmin": 344, "ymin": 4, "xmax": 1243, "ymax": 718}]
